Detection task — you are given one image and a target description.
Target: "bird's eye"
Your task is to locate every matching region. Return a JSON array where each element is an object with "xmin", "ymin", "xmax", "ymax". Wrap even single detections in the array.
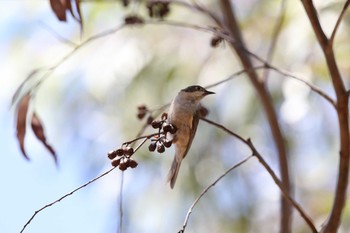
[{"xmin": 196, "ymin": 86, "xmax": 201, "ymax": 91}]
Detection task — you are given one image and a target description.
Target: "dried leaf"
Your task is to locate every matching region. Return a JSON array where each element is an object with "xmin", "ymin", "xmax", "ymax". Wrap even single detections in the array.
[
  {"xmin": 16, "ymin": 94, "xmax": 31, "ymax": 160},
  {"xmin": 75, "ymin": 0, "xmax": 83, "ymax": 32},
  {"xmin": 49, "ymin": 0, "xmax": 83, "ymax": 31},
  {"xmin": 31, "ymin": 113, "xmax": 58, "ymax": 164},
  {"xmin": 50, "ymin": 0, "xmax": 67, "ymax": 21}
]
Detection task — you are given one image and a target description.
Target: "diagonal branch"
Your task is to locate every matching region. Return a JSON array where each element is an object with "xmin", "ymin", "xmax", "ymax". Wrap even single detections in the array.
[
  {"xmin": 200, "ymin": 117, "xmax": 318, "ymax": 233},
  {"xmin": 20, "ymin": 166, "xmax": 117, "ymax": 233}
]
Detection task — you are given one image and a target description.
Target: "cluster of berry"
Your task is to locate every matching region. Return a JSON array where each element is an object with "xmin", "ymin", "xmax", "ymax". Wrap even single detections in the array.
[
  {"xmin": 108, "ymin": 147, "xmax": 138, "ymax": 171},
  {"xmin": 148, "ymin": 115, "xmax": 177, "ymax": 153},
  {"xmin": 107, "ymin": 105, "xmax": 177, "ymax": 171}
]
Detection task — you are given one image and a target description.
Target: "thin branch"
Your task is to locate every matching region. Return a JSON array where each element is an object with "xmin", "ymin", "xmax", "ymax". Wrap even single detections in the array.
[
  {"xmin": 329, "ymin": 0, "xmax": 350, "ymax": 45},
  {"xmin": 39, "ymin": 21, "xmax": 78, "ymax": 47},
  {"xmin": 204, "ymin": 65, "xmax": 335, "ymax": 107},
  {"xmin": 123, "ymin": 131, "xmax": 163, "ymax": 146},
  {"xmin": 261, "ymin": 0, "xmax": 287, "ymax": 81},
  {"xmin": 200, "ymin": 117, "xmax": 318, "ymax": 233},
  {"xmin": 117, "ymin": 172, "xmax": 124, "ymax": 233},
  {"xmin": 12, "ymin": 24, "xmax": 126, "ymax": 105},
  {"xmin": 179, "ymin": 155, "xmax": 253, "ymax": 233},
  {"xmin": 20, "ymin": 166, "xmax": 117, "ymax": 233},
  {"xmin": 265, "ymin": 64, "xmax": 336, "ymax": 107}
]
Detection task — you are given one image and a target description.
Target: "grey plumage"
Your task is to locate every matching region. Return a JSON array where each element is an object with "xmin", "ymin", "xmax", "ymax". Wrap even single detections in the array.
[{"xmin": 167, "ymin": 85, "xmax": 214, "ymax": 188}]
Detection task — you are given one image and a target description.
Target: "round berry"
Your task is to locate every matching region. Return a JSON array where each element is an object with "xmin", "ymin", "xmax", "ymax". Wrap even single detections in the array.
[
  {"xmin": 163, "ymin": 124, "xmax": 172, "ymax": 132},
  {"xmin": 147, "ymin": 116, "xmax": 154, "ymax": 125},
  {"xmin": 137, "ymin": 112, "xmax": 146, "ymax": 120},
  {"xmin": 161, "ymin": 112, "xmax": 168, "ymax": 121},
  {"xmin": 163, "ymin": 139, "xmax": 172, "ymax": 148},
  {"xmin": 157, "ymin": 144, "xmax": 165, "ymax": 153},
  {"xmin": 125, "ymin": 147, "xmax": 134, "ymax": 156},
  {"xmin": 151, "ymin": 120, "xmax": 162, "ymax": 129},
  {"xmin": 111, "ymin": 158, "xmax": 121, "ymax": 167},
  {"xmin": 116, "ymin": 149, "xmax": 124, "ymax": 156},
  {"xmin": 119, "ymin": 161, "xmax": 128, "ymax": 171},
  {"xmin": 108, "ymin": 150, "xmax": 117, "ymax": 160},
  {"xmin": 129, "ymin": 160, "xmax": 138, "ymax": 168},
  {"xmin": 169, "ymin": 124, "xmax": 177, "ymax": 134},
  {"xmin": 148, "ymin": 142, "xmax": 157, "ymax": 152}
]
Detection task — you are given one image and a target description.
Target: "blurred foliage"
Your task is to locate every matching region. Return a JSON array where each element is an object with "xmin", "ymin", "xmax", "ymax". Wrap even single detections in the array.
[{"xmin": 4, "ymin": 0, "xmax": 350, "ymax": 233}]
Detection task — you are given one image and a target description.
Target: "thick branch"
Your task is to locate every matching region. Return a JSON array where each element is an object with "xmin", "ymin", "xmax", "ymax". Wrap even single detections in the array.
[
  {"xmin": 219, "ymin": 1, "xmax": 292, "ymax": 232},
  {"xmin": 301, "ymin": 1, "xmax": 350, "ymax": 232}
]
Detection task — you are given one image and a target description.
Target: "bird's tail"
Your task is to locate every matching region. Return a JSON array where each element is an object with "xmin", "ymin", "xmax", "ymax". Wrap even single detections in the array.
[{"xmin": 167, "ymin": 156, "xmax": 182, "ymax": 189}]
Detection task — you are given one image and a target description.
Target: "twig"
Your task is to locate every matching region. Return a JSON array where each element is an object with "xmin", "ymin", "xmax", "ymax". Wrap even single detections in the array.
[
  {"xmin": 200, "ymin": 117, "xmax": 318, "ymax": 233},
  {"xmin": 123, "ymin": 132, "xmax": 162, "ymax": 146},
  {"xmin": 179, "ymin": 155, "xmax": 253, "ymax": 233},
  {"xmin": 39, "ymin": 21, "xmax": 78, "ymax": 47},
  {"xmin": 329, "ymin": 0, "xmax": 350, "ymax": 45},
  {"xmin": 12, "ymin": 24, "xmax": 126, "ymax": 105},
  {"xmin": 265, "ymin": 64, "xmax": 336, "ymax": 107},
  {"xmin": 20, "ymin": 166, "xmax": 117, "ymax": 233},
  {"xmin": 118, "ymin": 172, "xmax": 124, "ymax": 233}
]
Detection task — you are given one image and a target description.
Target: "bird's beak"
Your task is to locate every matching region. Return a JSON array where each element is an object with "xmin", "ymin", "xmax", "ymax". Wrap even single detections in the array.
[{"xmin": 204, "ymin": 90, "xmax": 215, "ymax": 95}]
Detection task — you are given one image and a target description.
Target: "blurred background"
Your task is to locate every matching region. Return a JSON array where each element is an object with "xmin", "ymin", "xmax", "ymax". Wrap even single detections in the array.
[{"xmin": 1, "ymin": 0, "xmax": 349, "ymax": 233}]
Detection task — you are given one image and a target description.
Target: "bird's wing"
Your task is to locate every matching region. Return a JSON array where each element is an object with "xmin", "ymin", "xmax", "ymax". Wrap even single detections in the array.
[{"xmin": 182, "ymin": 109, "xmax": 200, "ymax": 159}]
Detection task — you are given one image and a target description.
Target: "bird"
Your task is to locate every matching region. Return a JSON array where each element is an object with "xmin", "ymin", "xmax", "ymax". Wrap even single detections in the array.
[{"xmin": 167, "ymin": 85, "xmax": 215, "ymax": 188}]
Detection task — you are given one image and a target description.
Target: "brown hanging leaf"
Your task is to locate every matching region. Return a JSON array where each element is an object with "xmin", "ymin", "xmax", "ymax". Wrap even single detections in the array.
[
  {"xmin": 74, "ymin": 0, "xmax": 83, "ymax": 32},
  {"xmin": 31, "ymin": 112, "xmax": 58, "ymax": 164},
  {"xmin": 49, "ymin": 0, "xmax": 83, "ymax": 31},
  {"xmin": 16, "ymin": 94, "xmax": 31, "ymax": 160},
  {"xmin": 50, "ymin": 0, "xmax": 67, "ymax": 21}
]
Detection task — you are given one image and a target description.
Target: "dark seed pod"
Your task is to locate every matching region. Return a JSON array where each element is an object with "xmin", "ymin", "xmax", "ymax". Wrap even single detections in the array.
[
  {"xmin": 169, "ymin": 124, "xmax": 177, "ymax": 134},
  {"xmin": 157, "ymin": 144, "xmax": 165, "ymax": 153},
  {"xmin": 163, "ymin": 139, "xmax": 172, "ymax": 148},
  {"xmin": 163, "ymin": 124, "xmax": 172, "ymax": 133},
  {"xmin": 137, "ymin": 112, "xmax": 146, "ymax": 120},
  {"xmin": 147, "ymin": 116, "xmax": 154, "ymax": 125},
  {"xmin": 137, "ymin": 105, "xmax": 147, "ymax": 111},
  {"xmin": 198, "ymin": 106, "xmax": 209, "ymax": 117},
  {"xmin": 125, "ymin": 147, "xmax": 134, "ymax": 156},
  {"xmin": 129, "ymin": 159, "xmax": 138, "ymax": 168},
  {"xmin": 116, "ymin": 149, "xmax": 124, "ymax": 156},
  {"xmin": 151, "ymin": 120, "xmax": 162, "ymax": 129},
  {"xmin": 119, "ymin": 161, "xmax": 128, "ymax": 171},
  {"xmin": 161, "ymin": 112, "xmax": 168, "ymax": 121},
  {"xmin": 108, "ymin": 150, "xmax": 117, "ymax": 160},
  {"xmin": 211, "ymin": 36, "xmax": 223, "ymax": 47},
  {"xmin": 148, "ymin": 142, "xmax": 157, "ymax": 152},
  {"xmin": 111, "ymin": 158, "xmax": 121, "ymax": 167}
]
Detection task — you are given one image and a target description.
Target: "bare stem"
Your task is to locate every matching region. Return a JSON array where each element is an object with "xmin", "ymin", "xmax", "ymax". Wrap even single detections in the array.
[{"xmin": 20, "ymin": 166, "xmax": 117, "ymax": 233}]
